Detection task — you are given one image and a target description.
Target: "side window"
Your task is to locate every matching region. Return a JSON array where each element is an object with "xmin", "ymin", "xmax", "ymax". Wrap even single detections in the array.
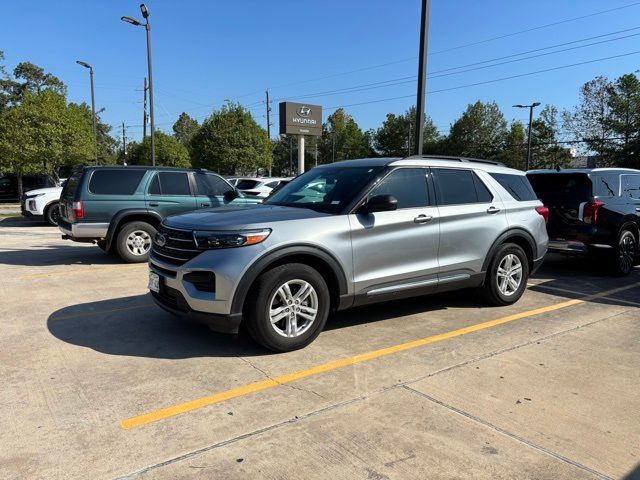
[
  {"xmin": 195, "ymin": 174, "xmax": 233, "ymax": 196},
  {"xmin": 435, "ymin": 169, "xmax": 493, "ymax": 205},
  {"xmin": 148, "ymin": 172, "xmax": 191, "ymax": 196},
  {"xmin": 88, "ymin": 169, "xmax": 146, "ymax": 195},
  {"xmin": 489, "ymin": 173, "xmax": 537, "ymax": 201},
  {"xmin": 367, "ymin": 168, "xmax": 428, "ymax": 209},
  {"xmin": 594, "ymin": 173, "xmax": 619, "ymax": 198},
  {"xmin": 622, "ymin": 175, "xmax": 640, "ymax": 199}
]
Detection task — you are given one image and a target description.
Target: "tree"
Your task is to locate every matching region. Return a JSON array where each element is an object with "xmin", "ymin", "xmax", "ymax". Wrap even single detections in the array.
[
  {"xmin": 0, "ymin": 90, "xmax": 95, "ymax": 195},
  {"xmin": 127, "ymin": 131, "xmax": 190, "ymax": 167},
  {"xmin": 498, "ymin": 121, "xmax": 526, "ymax": 169},
  {"xmin": 604, "ymin": 73, "xmax": 640, "ymax": 168},
  {"xmin": 374, "ymin": 106, "xmax": 440, "ymax": 157},
  {"xmin": 72, "ymin": 102, "xmax": 118, "ymax": 164},
  {"xmin": 562, "ymin": 76, "xmax": 615, "ymax": 164},
  {"xmin": 530, "ymin": 105, "xmax": 571, "ymax": 169},
  {"xmin": 447, "ymin": 101, "xmax": 508, "ymax": 159},
  {"xmin": 172, "ymin": 112, "xmax": 199, "ymax": 150},
  {"xmin": 319, "ymin": 108, "xmax": 373, "ymax": 164},
  {"xmin": 190, "ymin": 102, "xmax": 271, "ymax": 174}
]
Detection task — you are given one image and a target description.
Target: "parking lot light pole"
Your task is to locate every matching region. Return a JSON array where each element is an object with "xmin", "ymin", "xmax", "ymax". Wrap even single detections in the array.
[
  {"xmin": 76, "ymin": 61, "xmax": 97, "ymax": 162},
  {"xmin": 121, "ymin": 4, "xmax": 155, "ymax": 166},
  {"xmin": 414, "ymin": 0, "xmax": 431, "ymax": 156},
  {"xmin": 514, "ymin": 102, "xmax": 541, "ymax": 171}
]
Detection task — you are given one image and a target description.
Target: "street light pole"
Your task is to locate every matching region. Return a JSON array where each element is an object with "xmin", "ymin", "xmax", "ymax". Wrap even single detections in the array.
[
  {"xmin": 122, "ymin": 4, "xmax": 155, "ymax": 166},
  {"xmin": 76, "ymin": 61, "xmax": 97, "ymax": 162},
  {"xmin": 513, "ymin": 102, "xmax": 541, "ymax": 170},
  {"xmin": 414, "ymin": 0, "xmax": 431, "ymax": 156}
]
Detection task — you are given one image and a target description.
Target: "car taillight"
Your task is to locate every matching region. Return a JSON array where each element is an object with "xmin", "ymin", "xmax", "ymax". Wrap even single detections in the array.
[
  {"xmin": 72, "ymin": 201, "xmax": 84, "ymax": 219},
  {"xmin": 582, "ymin": 200, "xmax": 604, "ymax": 225},
  {"xmin": 535, "ymin": 206, "xmax": 549, "ymax": 224}
]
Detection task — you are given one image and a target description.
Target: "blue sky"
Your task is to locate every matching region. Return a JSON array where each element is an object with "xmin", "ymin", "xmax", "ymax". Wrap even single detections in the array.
[{"xmin": 1, "ymin": 0, "xmax": 639, "ymax": 142}]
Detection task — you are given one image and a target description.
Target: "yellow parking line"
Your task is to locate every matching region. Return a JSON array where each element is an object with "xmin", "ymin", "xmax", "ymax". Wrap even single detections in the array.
[
  {"xmin": 120, "ymin": 298, "xmax": 584, "ymax": 430},
  {"xmin": 18, "ymin": 264, "xmax": 146, "ymax": 280}
]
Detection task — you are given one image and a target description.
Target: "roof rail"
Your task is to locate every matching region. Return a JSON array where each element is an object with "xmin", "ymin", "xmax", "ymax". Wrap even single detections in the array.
[{"xmin": 403, "ymin": 155, "xmax": 505, "ymax": 167}]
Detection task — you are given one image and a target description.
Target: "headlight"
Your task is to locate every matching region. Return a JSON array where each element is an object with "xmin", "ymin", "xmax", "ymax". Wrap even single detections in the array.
[
  {"xmin": 193, "ymin": 229, "xmax": 271, "ymax": 249},
  {"xmin": 26, "ymin": 193, "xmax": 45, "ymax": 199}
]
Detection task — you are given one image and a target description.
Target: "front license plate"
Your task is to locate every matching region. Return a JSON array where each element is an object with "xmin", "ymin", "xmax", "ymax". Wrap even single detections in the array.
[{"xmin": 148, "ymin": 271, "xmax": 160, "ymax": 293}]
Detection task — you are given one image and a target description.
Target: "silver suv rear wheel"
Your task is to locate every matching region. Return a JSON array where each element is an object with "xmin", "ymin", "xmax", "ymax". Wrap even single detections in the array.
[
  {"xmin": 482, "ymin": 243, "xmax": 529, "ymax": 306},
  {"xmin": 496, "ymin": 254, "xmax": 523, "ymax": 296}
]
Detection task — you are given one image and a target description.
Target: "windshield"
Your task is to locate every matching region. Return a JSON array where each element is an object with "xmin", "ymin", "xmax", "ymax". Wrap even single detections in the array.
[{"xmin": 265, "ymin": 166, "xmax": 384, "ymax": 214}]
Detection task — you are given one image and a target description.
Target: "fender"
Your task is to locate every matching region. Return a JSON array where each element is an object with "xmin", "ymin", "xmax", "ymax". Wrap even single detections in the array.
[
  {"xmin": 230, "ymin": 244, "xmax": 349, "ymax": 315},
  {"xmin": 105, "ymin": 209, "xmax": 163, "ymax": 250},
  {"xmin": 618, "ymin": 218, "xmax": 640, "ymax": 242},
  {"xmin": 481, "ymin": 228, "xmax": 538, "ymax": 272}
]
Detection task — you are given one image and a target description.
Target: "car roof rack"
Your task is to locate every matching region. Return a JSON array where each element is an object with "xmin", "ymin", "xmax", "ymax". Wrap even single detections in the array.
[{"xmin": 403, "ymin": 155, "xmax": 505, "ymax": 167}]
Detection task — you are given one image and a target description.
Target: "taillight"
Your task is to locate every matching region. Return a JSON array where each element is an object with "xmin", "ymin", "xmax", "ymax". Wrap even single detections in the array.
[
  {"xmin": 535, "ymin": 206, "xmax": 549, "ymax": 224},
  {"xmin": 72, "ymin": 201, "xmax": 84, "ymax": 219},
  {"xmin": 582, "ymin": 201, "xmax": 604, "ymax": 225}
]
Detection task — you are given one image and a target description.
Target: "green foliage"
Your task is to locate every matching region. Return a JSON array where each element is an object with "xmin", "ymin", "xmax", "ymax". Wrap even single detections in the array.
[
  {"xmin": 190, "ymin": 102, "xmax": 271, "ymax": 175},
  {"xmin": 530, "ymin": 105, "xmax": 571, "ymax": 169},
  {"xmin": 374, "ymin": 106, "xmax": 440, "ymax": 157},
  {"xmin": 447, "ymin": 101, "xmax": 508, "ymax": 160},
  {"xmin": 604, "ymin": 73, "xmax": 640, "ymax": 168},
  {"xmin": 172, "ymin": 112, "xmax": 200, "ymax": 149},
  {"xmin": 0, "ymin": 90, "xmax": 95, "ymax": 184},
  {"xmin": 71, "ymin": 102, "xmax": 118, "ymax": 164},
  {"xmin": 127, "ymin": 131, "xmax": 191, "ymax": 168},
  {"xmin": 498, "ymin": 121, "xmax": 526, "ymax": 169},
  {"xmin": 318, "ymin": 108, "xmax": 373, "ymax": 164}
]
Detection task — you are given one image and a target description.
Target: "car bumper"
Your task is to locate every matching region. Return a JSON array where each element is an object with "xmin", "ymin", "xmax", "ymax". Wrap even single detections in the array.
[{"xmin": 58, "ymin": 219, "xmax": 109, "ymax": 240}]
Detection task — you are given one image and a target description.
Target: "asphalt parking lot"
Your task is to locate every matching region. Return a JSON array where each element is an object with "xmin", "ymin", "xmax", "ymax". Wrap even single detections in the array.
[{"xmin": 1, "ymin": 216, "xmax": 639, "ymax": 480}]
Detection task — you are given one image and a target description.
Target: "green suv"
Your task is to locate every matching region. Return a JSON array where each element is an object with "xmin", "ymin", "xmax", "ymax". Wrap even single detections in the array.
[{"xmin": 58, "ymin": 166, "xmax": 260, "ymax": 262}]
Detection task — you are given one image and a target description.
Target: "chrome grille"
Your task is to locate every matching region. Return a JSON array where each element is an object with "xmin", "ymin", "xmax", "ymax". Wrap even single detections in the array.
[{"xmin": 151, "ymin": 224, "xmax": 201, "ymax": 266}]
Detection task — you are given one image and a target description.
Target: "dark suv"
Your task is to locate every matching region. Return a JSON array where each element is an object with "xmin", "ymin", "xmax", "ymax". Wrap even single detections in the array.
[
  {"xmin": 58, "ymin": 166, "xmax": 259, "ymax": 262},
  {"xmin": 527, "ymin": 168, "xmax": 640, "ymax": 275}
]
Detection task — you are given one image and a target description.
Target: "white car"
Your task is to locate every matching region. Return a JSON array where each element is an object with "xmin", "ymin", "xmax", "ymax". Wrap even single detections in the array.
[
  {"xmin": 21, "ymin": 179, "xmax": 65, "ymax": 225},
  {"xmin": 235, "ymin": 177, "xmax": 292, "ymax": 198}
]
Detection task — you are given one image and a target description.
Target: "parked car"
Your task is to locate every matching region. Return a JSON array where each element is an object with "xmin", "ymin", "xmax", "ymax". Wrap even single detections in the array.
[
  {"xmin": 527, "ymin": 168, "xmax": 640, "ymax": 275},
  {"xmin": 149, "ymin": 156, "xmax": 548, "ymax": 352},
  {"xmin": 58, "ymin": 166, "xmax": 260, "ymax": 262},
  {"xmin": 21, "ymin": 179, "xmax": 66, "ymax": 225},
  {"xmin": 236, "ymin": 177, "xmax": 292, "ymax": 198},
  {"xmin": 0, "ymin": 174, "xmax": 56, "ymax": 201}
]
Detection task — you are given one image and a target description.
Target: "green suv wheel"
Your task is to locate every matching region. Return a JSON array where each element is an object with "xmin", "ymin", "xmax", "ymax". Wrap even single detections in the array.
[
  {"xmin": 245, "ymin": 263, "xmax": 330, "ymax": 352},
  {"xmin": 115, "ymin": 221, "xmax": 156, "ymax": 263}
]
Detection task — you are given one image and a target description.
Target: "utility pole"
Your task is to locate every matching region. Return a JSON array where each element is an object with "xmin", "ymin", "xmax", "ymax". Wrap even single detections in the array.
[
  {"xmin": 513, "ymin": 102, "xmax": 541, "ymax": 170},
  {"xmin": 143, "ymin": 77, "xmax": 148, "ymax": 139},
  {"xmin": 414, "ymin": 0, "xmax": 431, "ymax": 156},
  {"xmin": 332, "ymin": 131, "xmax": 336, "ymax": 163},
  {"xmin": 266, "ymin": 89, "xmax": 272, "ymax": 176},
  {"xmin": 289, "ymin": 136, "xmax": 293, "ymax": 176},
  {"xmin": 121, "ymin": 122, "xmax": 127, "ymax": 165},
  {"xmin": 315, "ymin": 139, "xmax": 318, "ymax": 167}
]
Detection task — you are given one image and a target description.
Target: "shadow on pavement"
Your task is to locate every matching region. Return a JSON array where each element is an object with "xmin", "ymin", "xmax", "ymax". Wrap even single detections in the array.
[
  {"xmin": 623, "ymin": 463, "xmax": 640, "ymax": 480},
  {"xmin": 0, "ymin": 244, "xmax": 121, "ymax": 266},
  {"xmin": 0, "ymin": 216, "xmax": 46, "ymax": 226}
]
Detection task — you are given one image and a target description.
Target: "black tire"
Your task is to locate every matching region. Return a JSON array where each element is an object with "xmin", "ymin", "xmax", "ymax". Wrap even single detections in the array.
[
  {"xmin": 244, "ymin": 263, "xmax": 330, "ymax": 352},
  {"xmin": 96, "ymin": 240, "xmax": 108, "ymax": 252},
  {"xmin": 44, "ymin": 202, "xmax": 61, "ymax": 226},
  {"xmin": 610, "ymin": 230, "xmax": 637, "ymax": 276},
  {"xmin": 482, "ymin": 243, "xmax": 530, "ymax": 306},
  {"xmin": 115, "ymin": 221, "xmax": 156, "ymax": 263}
]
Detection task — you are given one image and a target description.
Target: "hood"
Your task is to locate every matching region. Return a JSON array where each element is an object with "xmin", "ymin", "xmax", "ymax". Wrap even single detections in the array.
[
  {"xmin": 164, "ymin": 204, "xmax": 330, "ymax": 230},
  {"xmin": 24, "ymin": 186, "xmax": 62, "ymax": 196}
]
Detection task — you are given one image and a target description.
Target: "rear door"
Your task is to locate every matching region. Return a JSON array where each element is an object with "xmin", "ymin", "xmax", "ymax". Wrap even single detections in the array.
[
  {"xmin": 349, "ymin": 168, "xmax": 440, "ymax": 294},
  {"xmin": 527, "ymin": 173, "xmax": 593, "ymax": 238},
  {"xmin": 434, "ymin": 168, "xmax": 507, "ymax": 276},
  {"xmin": 146, "ymin": 171, "xmax": 197, "ymax": 217}
]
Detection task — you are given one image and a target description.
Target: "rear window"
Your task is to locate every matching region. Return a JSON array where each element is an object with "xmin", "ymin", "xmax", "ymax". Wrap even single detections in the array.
[
  {"xmin": 434, "ymin": 169, "xmax": 493, "ymax": 205},
  {"xmin": 236, "ymin": 179, "xmax": 260, "ymax": 190},
  {"xmin": 490, "ymin": 173, "xmax": 537, "ymax": 201},
  {"xmin": 88, "ymin": 169, "xmax": 145, "ymax": 195},
  {"xmin": 61, "ymin": 171, "xmax": 82, "ymax": 199},
  {"xmin": 149, "ymin": 172, "xmax": 192, "ymax": 196},
  {"xmin": 621, "ymin": 174, "xmax": 640, "ymax": 199},
  {"xmin": 527, "ymin": 173, "xmax": 593, "ymax": 204},
  {"xmin": 593, "ymin": 173, "xmax": 620, "ymax": 198}
]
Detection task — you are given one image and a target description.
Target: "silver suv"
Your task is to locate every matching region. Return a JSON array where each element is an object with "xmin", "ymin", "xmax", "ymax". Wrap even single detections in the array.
[{"xmin": 148, "ymin": 156, "xmax": 549, "ymax": 351}]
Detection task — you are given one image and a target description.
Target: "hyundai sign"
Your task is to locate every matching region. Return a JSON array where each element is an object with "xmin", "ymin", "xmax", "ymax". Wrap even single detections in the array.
[{"xmin": 279, "ymin": 102, "xmax": 322, "ymax": 136}]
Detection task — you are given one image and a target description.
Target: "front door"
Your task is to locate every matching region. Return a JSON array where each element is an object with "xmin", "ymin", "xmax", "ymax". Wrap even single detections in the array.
[
  {"xmin": 146, "ymin": 171, "xmax": 197, "ymax": 217},
  {"xmin": 349, "ymin": 168, "xmax": 440, "ymax": 295}
]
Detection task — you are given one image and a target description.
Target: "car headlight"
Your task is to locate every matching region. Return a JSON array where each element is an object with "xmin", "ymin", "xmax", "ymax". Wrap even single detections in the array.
[
  {"xmin": 26, "ymin": 193, "xmax": 45, "ymax": 199},
  {"xmin": 192, "ymin": 229, "xmax": 271, "ymax": 249}
]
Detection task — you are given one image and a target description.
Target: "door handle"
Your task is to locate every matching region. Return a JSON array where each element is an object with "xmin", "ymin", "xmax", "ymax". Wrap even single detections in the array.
[
  {"xmin": 200, "ymin": 203, "xmax": 211, "ymax": 207},
  {"xmin": 414, "ymin": 214, "xmax": 433, "ymax": 224},
  {"xmin": 149, "ymin": 202, "xmax": 159, "ymax": 207},
  {"xmin": 486, "ymin": 206, "xmax": 501, "ymax": 214}
]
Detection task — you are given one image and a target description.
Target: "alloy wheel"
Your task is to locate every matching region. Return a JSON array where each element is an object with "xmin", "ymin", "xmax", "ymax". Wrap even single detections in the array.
[
  {"xmin": 126, "ymin": 230, "xmax": 151, "ymax": 256},
  {"xmin": 496, "ymin": 253, "xmax": 523, "ymax": 296},
  {"xmin": 618, "ymin": 232, "xmax": 637, "ymax": 274},
  {"xmin": 268, "ymin": 279, "xmax": 318, "ymax": 338}
]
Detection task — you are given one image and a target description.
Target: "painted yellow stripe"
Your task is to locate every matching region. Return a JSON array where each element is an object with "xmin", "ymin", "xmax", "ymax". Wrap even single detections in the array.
[
  {"xmin": 19, "ymin": 264, "xmax": 146, "ymax": 280},
  {"xmin": 120, "ymin": 298, "xmax": 583, "ymax": 429}
]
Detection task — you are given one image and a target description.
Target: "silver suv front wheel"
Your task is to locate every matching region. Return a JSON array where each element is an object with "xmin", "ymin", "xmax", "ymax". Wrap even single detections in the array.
[{"xmin": 269, "ymin": 279, "xmax": 319, "ymax": 338}]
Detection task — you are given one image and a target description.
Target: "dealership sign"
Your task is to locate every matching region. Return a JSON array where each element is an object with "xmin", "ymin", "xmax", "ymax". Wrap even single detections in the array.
[{"xmin": 279, "ymin": 102, "xmax": 322, "ymax": 136}]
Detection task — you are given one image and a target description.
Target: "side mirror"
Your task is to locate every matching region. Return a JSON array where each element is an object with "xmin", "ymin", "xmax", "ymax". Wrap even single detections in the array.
[
  {"xmin": 358, "ymin": 194, "xmax": 398, "ymax": 214},
  {"xmin": 223, "ymin": 189, "xmax": 239, "ymax": 202}
]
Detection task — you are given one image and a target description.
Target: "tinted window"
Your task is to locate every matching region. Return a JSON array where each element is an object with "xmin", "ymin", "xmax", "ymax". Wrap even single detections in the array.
[
  {"xmin": 490, "ymin": 173, "xmax": 537, "ymax": 201},
  {"xmin": 195, "ymin": 174, "xmax": 233, "ymax": 196},
  {"xmin": 236, "ymin": 179, "xmax": 260, "ymax": 190},
  {"xmin": 435, "ymin": 169, "xmax": 492, "ymax": 205},
  {"xmin": 593, "ymin": 173, "xmax": 619, "ymax": 198},
  {"xmin": 367, "ymin": 168, "xmax": 428, "ymax": 209},
  {"xmin": 61, "ymin": 171, "xmax": 82, "ymax": 199},
  {"xmin": 88, "ymin": 169, "xmax": 145, "ymax": 195},
  {"xmin": 622, "ymin": 174, "xmax": 640, "ymax": 199},
  {"xmin": 153, "ymin": 172, "xmax": 191, "ymax": 195},
  {"xmin": 527, "ymin": 173, "xmax": 593, "ymax": 205},
  {"xmin": 264, "ymin": 181, "xmax": 280, "ymax": 188},
  {"xmin": 148, "ymin": 174, "xmax": 160, "ymax": 195}
]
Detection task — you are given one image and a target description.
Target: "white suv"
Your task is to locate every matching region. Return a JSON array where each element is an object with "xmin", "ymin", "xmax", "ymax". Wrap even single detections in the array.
[{"xmin": 21, "ymin": 179, "xmax": 65, "ymax": 225}]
